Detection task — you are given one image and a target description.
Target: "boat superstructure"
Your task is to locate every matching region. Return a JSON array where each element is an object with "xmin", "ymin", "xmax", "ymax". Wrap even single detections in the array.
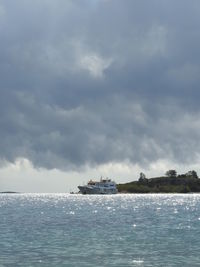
[{"xmin": 78, "ymin": 177, "xmax": 118, "ymax": 194}]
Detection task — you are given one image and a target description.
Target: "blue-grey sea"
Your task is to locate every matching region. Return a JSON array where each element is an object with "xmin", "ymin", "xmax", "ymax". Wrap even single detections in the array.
[{"xmin": 0, "ymin": 194, "xmax": 200, "ymax": 267}]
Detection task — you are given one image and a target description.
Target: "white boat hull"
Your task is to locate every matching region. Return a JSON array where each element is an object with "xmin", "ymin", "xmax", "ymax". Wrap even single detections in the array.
[{"xmin": 78, "ymin": 185, "xmax": 118, "ymax": 195}]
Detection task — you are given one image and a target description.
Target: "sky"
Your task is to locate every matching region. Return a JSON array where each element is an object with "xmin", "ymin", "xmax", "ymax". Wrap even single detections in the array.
[{"xmin": 1, "ymin": 0, "xmax": 200, "ymax": 192}]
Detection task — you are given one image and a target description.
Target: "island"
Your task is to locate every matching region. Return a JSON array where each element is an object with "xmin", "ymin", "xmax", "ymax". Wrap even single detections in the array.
[{"xmin": 117, "ymin": 170, "xmax": 200, "ymax": 193}]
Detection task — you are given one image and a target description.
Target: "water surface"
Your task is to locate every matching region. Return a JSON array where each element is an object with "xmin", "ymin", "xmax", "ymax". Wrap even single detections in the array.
[{"xmin": 0, "ymin": 194, "xmax": 200, "ymax": 266}]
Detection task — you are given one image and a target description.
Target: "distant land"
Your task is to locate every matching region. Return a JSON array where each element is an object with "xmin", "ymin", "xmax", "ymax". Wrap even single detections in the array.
[
  {"xmin": 117, "ymin": 170, "xmax": 200, "ymax": 193},
  {"xmin": 0, "ymin": 191, "xmax": 19, "ymax": 194}
]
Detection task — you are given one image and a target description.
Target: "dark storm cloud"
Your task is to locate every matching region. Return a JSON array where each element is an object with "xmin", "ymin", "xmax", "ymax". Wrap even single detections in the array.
[{"xmin": 1, "ymin": 0, "xmax": 200, "ymax": 169}]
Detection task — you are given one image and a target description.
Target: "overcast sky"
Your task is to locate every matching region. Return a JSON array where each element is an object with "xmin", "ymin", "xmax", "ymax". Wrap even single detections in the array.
[{"xmin": 1, "ymin": 0, "xmax": 200, "ymax": 192}]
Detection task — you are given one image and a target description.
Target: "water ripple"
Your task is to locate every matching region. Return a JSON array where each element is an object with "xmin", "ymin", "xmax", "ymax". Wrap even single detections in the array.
[{"xmin": 0, "ymin": 194, "xmax": 200, "ymax": 266}]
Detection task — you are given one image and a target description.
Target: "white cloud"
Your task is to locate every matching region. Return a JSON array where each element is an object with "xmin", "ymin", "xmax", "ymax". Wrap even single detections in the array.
[
  {"xmin": 79, "ymin": 53, "xmax": 112, "ymax": 78},
  {"xmin": 1, "ymin": 157, "xmax": 200, "ymax": 192},
  {"xmin": 0, "ymin": 158, "xmax": 142, "ymax": 193}
]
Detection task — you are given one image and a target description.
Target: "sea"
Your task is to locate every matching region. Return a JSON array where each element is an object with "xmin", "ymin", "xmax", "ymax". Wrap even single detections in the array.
[{"xmin": 0, "ymin": 194, "xmax": 200, "ymax": 267}]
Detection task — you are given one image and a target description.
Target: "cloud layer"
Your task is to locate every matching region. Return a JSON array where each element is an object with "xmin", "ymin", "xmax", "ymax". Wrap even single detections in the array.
[{"xmin": 1, "ymin": 0, "xmax": 200, "ymax": 172}]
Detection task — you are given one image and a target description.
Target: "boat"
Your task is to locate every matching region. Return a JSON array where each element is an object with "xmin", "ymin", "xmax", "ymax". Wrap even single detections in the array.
[{"xmin": 78, "ymin": 177, "xmax": 118, "ymax": 194}]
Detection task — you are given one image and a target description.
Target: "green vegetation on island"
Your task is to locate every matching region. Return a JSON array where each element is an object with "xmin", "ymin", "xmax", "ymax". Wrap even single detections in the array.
[{"xmin": 117, "ymin": 170, "xmax": 200, "ymax": 193}]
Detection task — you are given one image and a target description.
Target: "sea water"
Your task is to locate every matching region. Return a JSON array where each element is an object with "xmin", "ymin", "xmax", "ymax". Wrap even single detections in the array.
[{"xmin": 0, "ymin": 194, "xmax": 200, "ymax": 267}]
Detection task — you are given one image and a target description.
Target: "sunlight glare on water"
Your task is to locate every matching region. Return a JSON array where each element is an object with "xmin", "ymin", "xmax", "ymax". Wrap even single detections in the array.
[{"xmin": 0, "ymin": 194, "xmax": 200, "ymax": 266}]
